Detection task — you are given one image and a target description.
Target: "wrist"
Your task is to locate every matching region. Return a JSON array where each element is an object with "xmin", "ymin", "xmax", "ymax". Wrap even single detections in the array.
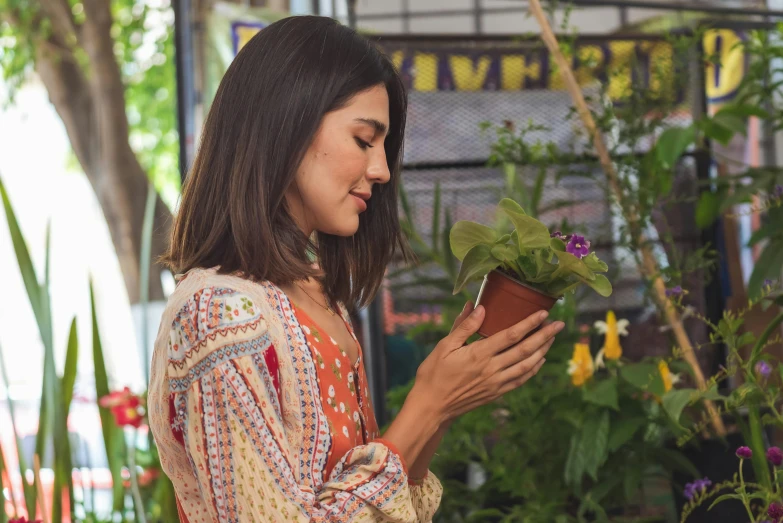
[{"xmin": 407, "ymin": 382, "xmax": 448, "ymax": 428}]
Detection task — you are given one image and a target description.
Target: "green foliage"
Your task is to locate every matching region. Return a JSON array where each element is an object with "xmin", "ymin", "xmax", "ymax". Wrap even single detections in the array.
[
  {"xmin": 0, "ymin": 0, "xmax": 180, "ymax": 203},
  {"xmin": 450, "ymin": 198, "xmax": 613, "ymax": 298}
]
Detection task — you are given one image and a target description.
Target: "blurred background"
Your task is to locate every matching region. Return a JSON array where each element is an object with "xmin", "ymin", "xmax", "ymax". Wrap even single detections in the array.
[{"xmin": 2, "ymin": 0, "xmax": 783, "ymax": 522}]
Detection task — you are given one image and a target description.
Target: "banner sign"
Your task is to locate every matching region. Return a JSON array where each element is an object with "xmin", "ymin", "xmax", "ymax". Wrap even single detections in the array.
[{"xmin": 207, "ymin": 5, "xmax": 747, "ymax": 108}]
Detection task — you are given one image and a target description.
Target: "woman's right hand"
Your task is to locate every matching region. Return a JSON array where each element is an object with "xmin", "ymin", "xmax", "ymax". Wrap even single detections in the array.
[{"xmin": 412, "ymin": 304, "xmax": 564, "ymax": 423}]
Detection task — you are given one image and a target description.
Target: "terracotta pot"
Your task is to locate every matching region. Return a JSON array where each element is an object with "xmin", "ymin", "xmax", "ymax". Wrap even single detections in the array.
[{"xmin": 475, "ymin": 270, "xmax": 559, "ymax": 338}]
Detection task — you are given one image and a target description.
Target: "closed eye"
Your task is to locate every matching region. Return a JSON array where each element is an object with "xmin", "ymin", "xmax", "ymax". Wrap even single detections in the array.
[{"xmin": 355, "ymin": 137, "xmax": 374, "ymax": 150}]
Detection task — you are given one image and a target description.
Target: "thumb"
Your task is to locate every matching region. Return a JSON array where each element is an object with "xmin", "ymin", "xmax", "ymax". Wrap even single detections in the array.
[
  {"xmin": 450, "ymin": 301, "xmax": 475, "ymax": 334},
  {"xmin": 448, "ymin": 305, "xmax": 485, "ymax": 347}
]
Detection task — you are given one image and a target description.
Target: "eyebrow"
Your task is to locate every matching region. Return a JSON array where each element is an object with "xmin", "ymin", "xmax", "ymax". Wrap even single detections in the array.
[{"xmin": 354, "ymin": 118, "xmax": 388, "ymax": 136}]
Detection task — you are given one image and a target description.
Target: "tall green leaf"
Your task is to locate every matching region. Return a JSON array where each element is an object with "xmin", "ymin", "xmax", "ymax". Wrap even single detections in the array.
[
  {"xmin": 431, "ymin": 181, "xmax": 441, "ymax": 255},
  {"xmin": 91, "ymin": 282, "xmax": 125, "ymax": 512},
  {"xmin": 748, "ymin": 240, "xmax": 783, "ymax": 299},
  {"xmin": 655, "ymin": 125, "xmax": 695, "ymax": 169},
  {"xmin": 583, "ymin": 411, "xmax": 610, "ymax": 480},
  {"xmin": 0, "ymin": 443, "xmax": 8, "ymax": 523},
  {"xmin": 0, "ymin": 341, "xmax": 35, "ymax": 517},
  {"xmin": 52, "ymin": 318, "xmax": 79, "ymax": 522}
]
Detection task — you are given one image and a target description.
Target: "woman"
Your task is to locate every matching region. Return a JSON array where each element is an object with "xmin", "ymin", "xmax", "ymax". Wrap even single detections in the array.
[{"xmin": 148, "ymin": 16, "xmax": 564, "ymax": 522}]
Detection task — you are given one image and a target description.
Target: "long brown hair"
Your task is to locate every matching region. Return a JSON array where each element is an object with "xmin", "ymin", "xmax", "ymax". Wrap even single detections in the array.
[{"xmin": 162, "ymin": 16, "xmax": 408, "ymax": 310}]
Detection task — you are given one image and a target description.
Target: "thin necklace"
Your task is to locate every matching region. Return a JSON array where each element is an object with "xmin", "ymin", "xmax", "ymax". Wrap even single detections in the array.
[{"xmin": 296, "ymin": 282, "xmax": 336, "ymax": 316}]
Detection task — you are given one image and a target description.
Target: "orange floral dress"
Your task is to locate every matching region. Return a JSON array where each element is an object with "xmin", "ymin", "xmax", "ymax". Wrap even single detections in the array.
[{"xmin": 291, "ymin": 305, "xmax": 380, "ymax": 480}]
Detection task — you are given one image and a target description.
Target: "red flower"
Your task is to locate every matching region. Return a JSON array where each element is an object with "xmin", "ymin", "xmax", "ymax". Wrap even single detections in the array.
[
  {"xmin": 10, "ymin": 518, "xmax": 43, "ymax": 523},
  {"xmin": 99, "ymin": 387, "xmax": 145, "ymax": 428}
]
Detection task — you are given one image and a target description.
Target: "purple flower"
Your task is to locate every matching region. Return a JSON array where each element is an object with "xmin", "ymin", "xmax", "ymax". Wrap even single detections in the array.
[
  {"xmin": 769, "ymin": 502, "xmax": 783, "ymax": 520},
  {"xmin": 766, "ymin": 279, "xmax": 777, "ymax": 288},
  {"xmin": 774, "ymin": 185, "xmax": 783, "ymax": 198},
  {"xmin": 550, "ymin": 231, "xmax": 568, "ymax": 241},
  {"xmin": 736, "ymin": 446, "xmax": 753, "ymax": 459},
  {"xmin": 683, "ymin": 477, "xmax": 712, "ymax": 500},
  {"xmin": 757, "ymin": 361, "xmax": 773, "ymax": 379},
  {"xmin": 566, "ymin": 234, "xmax": 591, "ymax": 259},
  {"xmin": 768, "ymin": 447, "xmax": 783, "ymax": 467},
  {"xmin": 666, "ymin": 285, "xmax": 684, "ymax": 298}
]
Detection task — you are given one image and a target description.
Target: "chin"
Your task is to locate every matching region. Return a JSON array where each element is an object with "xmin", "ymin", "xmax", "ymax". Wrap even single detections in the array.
[{"xmin": 318, "ymin": 216, "xmax": 360, "ymax": 237}]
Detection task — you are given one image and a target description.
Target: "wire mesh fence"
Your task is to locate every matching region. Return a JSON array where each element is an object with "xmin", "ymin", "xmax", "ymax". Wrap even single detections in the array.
[{"xmin": 374, "ymin": 34, "xmax": 718, "ymax": 379}]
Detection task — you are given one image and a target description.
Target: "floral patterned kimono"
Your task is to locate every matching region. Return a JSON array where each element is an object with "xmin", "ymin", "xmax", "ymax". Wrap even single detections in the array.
[{"xmin": 148, "ymin": 268, "xmax": 442, "ymax": 522}]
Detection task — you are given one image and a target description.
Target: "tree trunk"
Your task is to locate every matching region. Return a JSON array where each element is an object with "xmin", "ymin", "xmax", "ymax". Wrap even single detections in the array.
[{"xmin": 27, "ymin": 0, "xmax": 171, "ymax": 303}]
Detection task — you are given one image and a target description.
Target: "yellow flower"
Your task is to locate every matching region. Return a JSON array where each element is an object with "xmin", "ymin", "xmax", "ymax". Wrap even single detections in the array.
[
  {"xmin": 658, "ymin": 360, "xmax": 680, "ymax": 393},
  {"xmin": 568, "ymin": 343, "xmax": 594, "ymax": 387},
  {"xmin": 594, "ymin": 311, "xmax": 629, "ymax": 361}
]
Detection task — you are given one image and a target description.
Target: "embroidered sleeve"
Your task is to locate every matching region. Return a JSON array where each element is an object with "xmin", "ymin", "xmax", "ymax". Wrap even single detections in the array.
[{"xmin": 168, "ymin": 287, "xmax": 438, "ymax": 522}]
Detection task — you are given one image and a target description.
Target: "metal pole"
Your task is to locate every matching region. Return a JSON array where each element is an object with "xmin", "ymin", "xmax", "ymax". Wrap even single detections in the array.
[
  {"xmin": 347, "ymin": 0, "xmax": 357, "ymax": 29},
  {"xmin": 311, "ymin": 0, "xmax": 319, "ymax": 15},
  {"xmin": 173, "ymin": 0, "xmax": 194, "ymax": 182}
]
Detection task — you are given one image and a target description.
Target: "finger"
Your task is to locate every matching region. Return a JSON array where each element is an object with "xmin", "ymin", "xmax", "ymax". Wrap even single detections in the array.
[
  {"xmin": 498, "ymin": 357, "xmax": 546, "ymax": 396},
  {"xmin": 493, "ymin": 321, "xmax": 563, "ymax": 370},
  {"xmin": 478, "ymin": 310, "xmax": 550, "ymax": 356},
  {"xmin": 496, "ymin": 341, "xmax": 550, "ymax": 385},
  {"xmin": 449, "ymin": 302, "xmax": 475, "ymax": 335},
  {"xmin": 447, "ymin": 305, "xmax": 485, "ymax": 347}
]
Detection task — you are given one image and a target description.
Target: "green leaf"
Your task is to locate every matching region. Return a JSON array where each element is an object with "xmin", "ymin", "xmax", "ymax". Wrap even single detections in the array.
[
  {"xmin": 565, "ymin": 432, "xmax": 586, "ymax": 487},
  {"xmin": 582, "ymin": 378, "xmax": 619, "ymax": 411},
  {"xmin": 608, "ymin": 417, "xmax": 647, "ymax": 452},
  {"xmin": 655, "ymin": 125, "xmax": 696, "ymax": 169},
  {"xmin": 696, "ymin": 191, "xmax": 721, "ymax": 229},
  {"xmin": 453, "ymin": 244, "xmax": 501, "ymax": 294},
  {"xmin": 431, "ymin": 181, "xmax": 441, "ymax": 254},
  {"xmin": 553, "ymin": 251, "xmax": 594, "ymax": 280},
  {"xmin": 578, "ymin": 274, "xmax": 613, "ymax": 297},
  {"xmin": 712, "ymin": 111, "xmax": 748, "ymax": 137},
  {"xmin": 491, "ymin": 243, "xmax": 518, "ymax": 263},
  {"xmin": 698, "ymin": 118, "xmax": 734, "ymax": 145},
  {"xmin": 498, "ymin": 197, "xmax": 526, "ymax": 216},
  {"xmin": 662, "ymin": 389, "xmax": 694, "ymax": 422},
  {"xmin": 583, "ymin": 411, "xmax": 611, "ymax": 481},
  {"xmin": 620, "ymin": 363, "xmax": 661, "ymax": 392},
  {"xmin": 651, "ymin": 447, "xmax": 700, "ymax": 478},
  {"xmin": 716, "ymin": 103, "xmax": 770, "ymax": 120},
  {"xmin": 550, "ymin": 237, "xmax": 566, "ymax": 251},
  {"xmin": 449, "ymin": 221, "xmax": 499, "ymax": 261},
  {"xmin": 62, "ymin": 318, "xmax": 79, "ymax": 416},
  {"xmin": 0, "ymin": 441, "xmax": 8, "ymax": 523},
  {"xmin": 498, "ymin": 199, "xmax": 551, "ymax": 250},
  {"xmin": 583, "ymin": 252, "xmax": 608, "ymax": 273},
  {"xmin": 442, "ymin": 209, "xmax": 456, "ymax": 277},
  {"xmin": 91, "ymin": 282, "xmax": 125, "ymax": 511},
  {"xmin": 748, "ymin": 240, "xmax": 783, "ymax": 299}
]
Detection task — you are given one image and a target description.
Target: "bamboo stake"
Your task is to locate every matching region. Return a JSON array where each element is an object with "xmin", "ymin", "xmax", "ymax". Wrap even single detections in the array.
[
  {"xmin": 33, "ymin": 454, "xmax": 51, "ymax": 523},
  {"xmin": 527, "ymin": 0, "xmax": 726, "ymax": 436}
]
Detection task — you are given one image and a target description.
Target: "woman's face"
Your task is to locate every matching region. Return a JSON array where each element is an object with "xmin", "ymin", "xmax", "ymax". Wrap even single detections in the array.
[{"xmin": 286, "ymin": 84, "xmax": 391, "ymax": 237}]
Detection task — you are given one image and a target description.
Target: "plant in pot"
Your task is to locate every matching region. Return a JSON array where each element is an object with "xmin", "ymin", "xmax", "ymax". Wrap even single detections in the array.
[{"xmin": 449, "ymin": 197, "xmax": 613, "ymax": 338}]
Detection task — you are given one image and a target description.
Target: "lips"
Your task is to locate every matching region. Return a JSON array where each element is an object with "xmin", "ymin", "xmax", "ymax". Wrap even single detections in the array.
[{"xmin": 350, "ymin": 191, "xmax": 370, "ymax": 213}]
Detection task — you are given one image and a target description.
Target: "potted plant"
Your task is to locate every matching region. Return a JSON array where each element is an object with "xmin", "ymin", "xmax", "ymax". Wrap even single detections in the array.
[{"xmin": 449, "ymin": 198, "xmax": 613, "ymax": 338}]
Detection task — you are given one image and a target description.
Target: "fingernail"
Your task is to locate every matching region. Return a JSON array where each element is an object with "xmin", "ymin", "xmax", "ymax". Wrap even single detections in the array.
[
  {"xmin": 539, "ymin": 311, "xmax": 549, "ymax": 321},
  {"xmin": 554, "ymin": 321, "xmax": 565, "ymax": 331},
  {"xmin": 474, "ymin": 305, "xmax": 485, "ymax": 316}
]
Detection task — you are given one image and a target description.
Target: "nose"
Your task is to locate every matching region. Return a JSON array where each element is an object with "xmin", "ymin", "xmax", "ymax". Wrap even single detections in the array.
[{"xmin": 366, "ymin": 147, "xmax": 391, "ymax": 185}]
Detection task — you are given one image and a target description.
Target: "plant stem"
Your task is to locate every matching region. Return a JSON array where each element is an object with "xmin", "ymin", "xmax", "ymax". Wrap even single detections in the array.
[
  {"xmin": 750, "ymin": 311, "xmax": 783, "ymax": 365},
  {"xmin": 126, "ymin": 431, "xmax": 148, "ymax": 523},
  {"xmin": 738, "ymin": 458, "xmax": 756, "ymax": 522}
]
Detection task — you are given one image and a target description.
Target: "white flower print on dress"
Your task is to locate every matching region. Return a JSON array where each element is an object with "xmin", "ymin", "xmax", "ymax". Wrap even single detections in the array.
[
  {"xmin": 330, "ymin": 336, "xmax": 338, "ymax": 345},
  {"xmin": 342, "ymin": 426, "xmax": 350, "ymax": 438},
  {"xmin": 353, "ymin": 411, "xmax": 360, "ymax": 422},
  {"xmin": 328, "ymin": 385, "xmax": 335, "ymax": 398},
  {"xmin": 301, "ymin": 324, "xmax": 311, "ymax": 335},
  {"xmin": 340, "ymin": 402, "xmax": 345, "ymax": 413},
  {"xmin": 335, "ymin": 358, "xmax": 341, "ymax": 369}
]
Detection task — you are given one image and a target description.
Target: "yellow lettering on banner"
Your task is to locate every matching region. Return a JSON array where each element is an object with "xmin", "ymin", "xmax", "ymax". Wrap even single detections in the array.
[
  {"xmin": 391, "ymin": 51, "xmax": 404, "ymax": 71},
  {"xmin": 703, "ymin": 29, "xmax": 744, "ymax": 102},
  {"xmin": 235, "ymin": 26, "xmax": 262, "ymax": 53},
  {"xmin": 412, "ymin": 53, "xmax": 438, "ymax": 91},
  {"xmin": 449, "ymin": 55, "xmax": 492, "ymax": 91},
  {"xmin": 574, "ymin": 45, "xmax": 605, "ymax": 86},
  {"xmin": 500, "ymin": 55, "xmax": 541, "ymax": 90},
  {"xmin": 647, "ymin": 41, "xmax": 674, "ymax": 98},
  {"xmin": 607, "ymin": 41, "xmax": 635, "ymax": 101}
]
